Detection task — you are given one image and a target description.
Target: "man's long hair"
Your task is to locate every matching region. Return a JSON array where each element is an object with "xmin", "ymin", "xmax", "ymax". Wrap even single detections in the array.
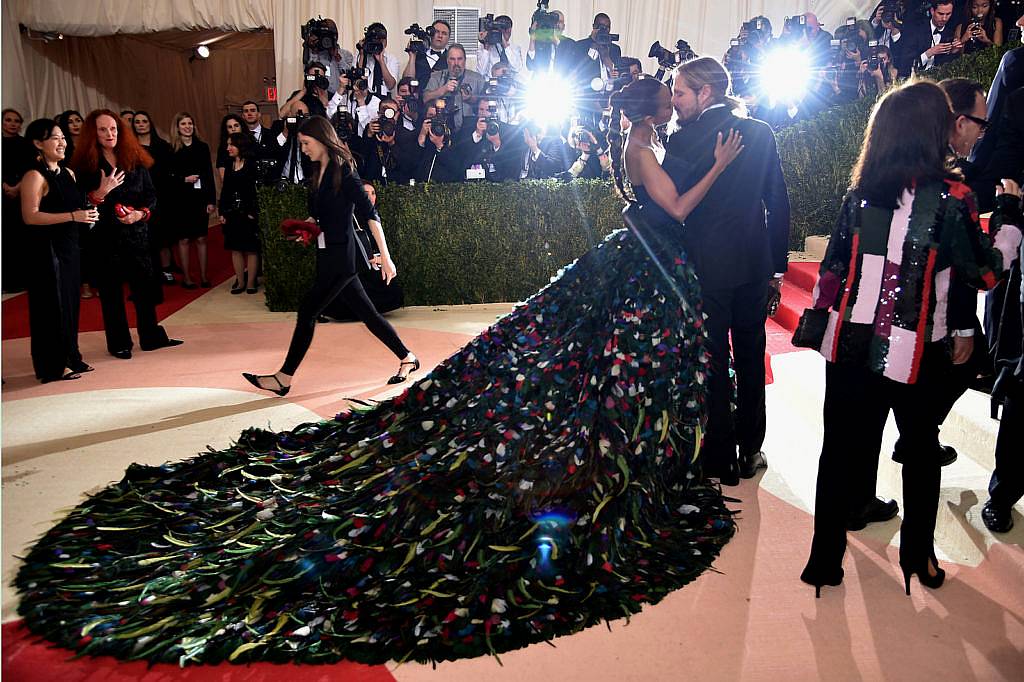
[
  {"xmin": 673, "ymin": 57, "xmax": 743, "ymax": 111},
  {"xmin": 70, "ymin": 109, "xmax": 153, "ymax": 174},
  {"xmin": 298, "ymin": 115, "xmax": 357, "ymax": 193},
  {"xmin": 850, "ymin": 79, "xmax": 955, "ymax": 208}
]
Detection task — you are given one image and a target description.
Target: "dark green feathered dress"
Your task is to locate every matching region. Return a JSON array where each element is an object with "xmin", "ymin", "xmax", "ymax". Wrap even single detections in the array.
[{"xmin": 14, "ymin": 211, "xmax": 736, "ymax": 666}]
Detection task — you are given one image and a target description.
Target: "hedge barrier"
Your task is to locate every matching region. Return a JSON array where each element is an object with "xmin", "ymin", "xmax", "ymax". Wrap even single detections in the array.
[{"xmin": 259, "ymin": 45, "xmax": 1010, "ymax": 310}]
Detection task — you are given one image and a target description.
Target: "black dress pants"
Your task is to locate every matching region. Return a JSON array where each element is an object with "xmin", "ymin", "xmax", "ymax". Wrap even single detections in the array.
[
  {"xmin": 700, "ymin": 279, "xmax": 769, "ymax": 469},
  {"xmin": 95, "ymin": 236, "xmax": 169, "ymax": 353},
  {"xmin": 281, "ymin": 246, "xmax": 409, "ymax": 376},
  {"xmin": 989, "ymin": 384, "xmax": 1024, "ymax": 510},
  {"xmin": 806, "ymin": 345, "xmax": 946, "ymax": 572}
]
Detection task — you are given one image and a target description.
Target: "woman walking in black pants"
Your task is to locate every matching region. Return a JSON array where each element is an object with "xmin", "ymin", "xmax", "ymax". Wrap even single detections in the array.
[{"xmin": 243, "ymin": 116, "xmax": 416, "ymax": 395}]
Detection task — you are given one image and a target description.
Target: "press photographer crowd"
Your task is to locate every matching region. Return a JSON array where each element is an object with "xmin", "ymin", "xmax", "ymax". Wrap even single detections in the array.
[{"xmin": 2, "ymin": 1, "xmax": 1023, "ymax": 377}]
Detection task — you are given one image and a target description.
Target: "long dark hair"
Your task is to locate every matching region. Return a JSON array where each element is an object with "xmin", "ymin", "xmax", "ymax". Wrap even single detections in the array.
[
  {"xmin": 132, "ymin": 110, "xmax": 163, "ymax": 141},
  {"xmin": 958, "ymin": 0, "xmax": 997, "ymax": 38},
  {"xmin": 218, "ymin": 113, "xmax": 246, "ymax": 151},
  {"xmin": 608, "ymin": 77, "xmax": 668, "ymax": 205},
  {"xmin": 24, "ymin": 118, "xmax": 60, "ymax": 167},
  {"xmin": 298, "ymin": 115, "xmax": 357, "ymax": 193},
  {"xmin": 227, "ymin": 131, "xmax": 255, "ymax": 160},
  {"xmin": 850, "ymin": 80, "xmax": 954, "ymax": 208}
]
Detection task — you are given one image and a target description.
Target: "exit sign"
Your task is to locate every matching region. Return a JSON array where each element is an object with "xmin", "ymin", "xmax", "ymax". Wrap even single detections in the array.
[{"xmin": 266, "ymin": 87, "xmax": 277, "ymax": 102}]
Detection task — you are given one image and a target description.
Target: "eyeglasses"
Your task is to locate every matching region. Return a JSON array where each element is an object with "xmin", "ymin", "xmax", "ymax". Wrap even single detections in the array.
[{"xmin": 962, "ymin": 114, "xmax": 989, "ymax": 129}]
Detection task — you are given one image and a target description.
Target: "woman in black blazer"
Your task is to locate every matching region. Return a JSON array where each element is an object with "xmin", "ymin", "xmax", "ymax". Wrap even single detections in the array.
[{"xmin": 243, "ymin": 116, "xmax": 416, "ymax": 395}]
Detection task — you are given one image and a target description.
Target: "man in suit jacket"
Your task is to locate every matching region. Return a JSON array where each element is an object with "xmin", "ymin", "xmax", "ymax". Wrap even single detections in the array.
[
  {"xmin": 895, "ymin": 0, "xmax": 963, "ymax": 77},
  {"xmin": 526, "ymin": 9, "xmax": 575, "ymax": 75},
  {"xmin": 402, "ymin": 19, "xmax": 451, "ymax": 102},
  {"xmin": 240, "ymin": 101, "xmax": 274, "ymax": 156},
  {"xmin": 972, "ymin": 44, "xmax": 1023, "ymax": 191},
  {"xmin": 662, "ymin": 57, "xmax": 791, "ymax": 485},
  {"xmin": 567, "ymin": 13, "xmax": 622, "ymax": 123}
]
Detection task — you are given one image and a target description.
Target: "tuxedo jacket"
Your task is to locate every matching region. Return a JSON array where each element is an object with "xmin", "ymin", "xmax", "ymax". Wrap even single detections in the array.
[
  {"xmin": 662, "ymin": 106, "xmax": 790, "ymax": 291},
  {"xmin": 411, "ymin": 48, "xmax": 448, "ymax": 99},
  {"xmin": 895, "ymin": 19, "xmax": 958, "ymax": 77}
]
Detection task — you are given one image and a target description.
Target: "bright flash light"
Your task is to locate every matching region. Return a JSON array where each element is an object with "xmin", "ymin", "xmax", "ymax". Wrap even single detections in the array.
[
  {"xmin": 523, "ymin": 73, "xmax": 575, "ymax": 126},
  {"xmin": 760, "ymin": 46, "xmax": 812, "ymax": 105}
]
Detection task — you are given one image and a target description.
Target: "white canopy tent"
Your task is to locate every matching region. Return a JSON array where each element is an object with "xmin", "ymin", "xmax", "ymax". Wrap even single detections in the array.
[{"xmin": 4, "ymin": 0, "xmax": 877, "ymax": 120}]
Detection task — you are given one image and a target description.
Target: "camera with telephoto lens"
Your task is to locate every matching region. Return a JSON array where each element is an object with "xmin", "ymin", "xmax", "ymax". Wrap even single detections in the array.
[
  {"xmin": 594, "ymin": 25, "xmax": 619, "ymax": 46},
  {"xmin": 404, "ymin": 23, "xmax": 435, "ymax": 54},
  {"xmin": 331, "ymin": 110, "xmax": 357, "ymax": 142},
  {"xmin": 784, "ymin": 14, "xmax": 808, "ymax": 38},
  {"xmin": 532, "ymin": 0, "xmax": 559, "ymax": 32},
  {"xmin": 479, "ymin": 14, "xmax": 511, "ymax": 46},
  {"xmin": 361, "ymin": 25, "xmax": 387, "ymax": 56},
  {"xmin": 880, "ymin": 2, "xmax": 904, "ymax": 27},
  {"xmin": 865, "ymin": 40, "xmax": 880, "ymax": 71},
  {"xmin": 739, "ymin": 17, "xmax": 767, "ymax": 44},
  {"xmin": 302, "ymin": 16, "xmax": 337, "ymax": 51},
  {"xmin": 343, "ymin": 66, "xmax": 367, "ymax": 91},
  {"xmin": 482, "ymin": 100, "xmax": 500, "ymax": 137},
  {"xmin": 378, "ymin": 107, "xmax": 398, "ymax": 137},
  {"xmin": 305, "ymin": 73, "xmax": 329, "ymax": 93},
  {"xmin": 648, "ymin": 39, "xmax": 697, "ymax": 69},
  {"xmin": 430, "ymin": 99, "xmax": 455, "ymax": 138},
  {"xmin": 484, "ymin": 73, "xmax": 518, "ymax": 98}
]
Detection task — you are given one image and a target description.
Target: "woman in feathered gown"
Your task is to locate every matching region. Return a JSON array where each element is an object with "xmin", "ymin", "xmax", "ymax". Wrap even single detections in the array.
[{"xmin": 14, "ymin": 77, "xmax": 746, "ymax": 666}]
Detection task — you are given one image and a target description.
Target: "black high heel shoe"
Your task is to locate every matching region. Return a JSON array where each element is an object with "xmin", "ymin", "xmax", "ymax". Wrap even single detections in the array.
[
  {"xmin": 387, "ymin": 358, "xmax": 420, "ymax": 385},
  {"xmin": 899, "ymin": 554, "xmax": 945, "ymax": 595},
  {"xmin": 800, "ymin": 565, "xmax": 844, "ymax": 598},
  {"xmin": 242, "ymin": 372, "xmax": 290, "ymax": 396}
]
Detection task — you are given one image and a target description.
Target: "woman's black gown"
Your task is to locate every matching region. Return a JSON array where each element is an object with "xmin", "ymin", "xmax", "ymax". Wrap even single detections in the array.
[
  {"xmin": 14, "ymin": 192, "xmax": 736, "ymax": 665},
  {"xmin": 26, "ymin": 166, "xmax": 86, "ymax": 381}
]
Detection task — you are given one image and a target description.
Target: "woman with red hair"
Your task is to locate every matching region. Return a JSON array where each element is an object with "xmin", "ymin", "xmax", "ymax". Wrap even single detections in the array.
[{"xmin": 71, "ymin": 109, "xmax": 183, "ymax": 358}]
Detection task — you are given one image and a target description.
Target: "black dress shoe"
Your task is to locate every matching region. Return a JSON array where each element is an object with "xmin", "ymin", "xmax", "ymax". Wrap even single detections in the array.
[
  {"xmin": 738, "ymin": 450, "xmax": 768, "ymax": 479},
  {"xmin": 981, "ymin": 500, "xmax": 1014, "ymax": 533},
  {"xmin": 111, "ymin": 349, "xmax": 132, "ymax": 360},
  {"xmin": 846, "ymin": 497, "xmax": 899, "ymax": 531},
  {"xmin": 938, "ymin": 444, "xmax": 958, "ymax": 467},
  {"xmin": 140, "ymin": 339, "xmax": 184, "ymax": 351},
  {"xmin": 704, "ymin": 461, "xmax": 740, "ymax": 487},
  {"xmin": 69, "ymin": 361, "xmax": 94, "ymax": 373}
]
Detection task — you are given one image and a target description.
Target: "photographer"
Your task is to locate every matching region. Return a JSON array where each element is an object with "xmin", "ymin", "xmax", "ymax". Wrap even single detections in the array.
[
  {"xmin": 353, "ymin": 97, "xmax": 404, "ymax": 183},
  {"xmin": 423, "ymin": 44, "xmax": 485, "ymax": 133},
  {"xmin": 301, "ymin": 17, "xmax": 355, "ymax": 95},
  {"xmin": 485, "ymin": 61, "xmax": 523, "ymax": 123},
  {"xmin": 953, "ymin": 0, "xmax": 1004, "ymax": 53},
  {"xmin": 414, "ymin": 100, "xmax": 462, "ymax": 182},
  {"xmin": 527, "ymin": 6, "xmax": 575, "ymax": 73},
  {"xmin": 562, "ymin": 124, "xmax": 611, "ymax": 179},
  {"xmin": 281, "ymin": 61, "xmax": 333, "ymax": 118},
  {"xmin": 568, "ymin": 14, "xmax": 622, "ymax": 89},
  {"xmin": 453, "ymin": 98, "xmax": 507, "ymax": 182},
  {"xmin": 268, "ymin": 101, "xmax": 314, "ymax": 183},
  {"xmin": 402, "ymin": 20, "xmax": 451, "ymax": 101},
  {"xmin": 356, "ymin": 22, "xmax": 400, "ymax": 97},
  {"xmin": 476, "ymin": 14, "xmax": 527, "ymax": 79},
  {"xmin": 871, "ymin": 2, "xmax": 906, "ymax": 50},
  {"xmin": 735, "ymin": 15, "xmax": 774, "ymax": 63},
  {"xmin": 515, "ymin": 121, "xmax": 563, "ymax": 179},
  {"xmin": 327, "ymin": 70, "xmax": 381, "ymax": 138}
]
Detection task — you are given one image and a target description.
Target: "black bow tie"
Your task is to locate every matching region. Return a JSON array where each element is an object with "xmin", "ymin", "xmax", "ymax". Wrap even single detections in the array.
[
  {"xmin": 429, "ymin": 50, "xmax": 442, "ymax": 56},
  {"xmin": 933, "ymin": 27, "xmax": 942, "ymax": 35}
]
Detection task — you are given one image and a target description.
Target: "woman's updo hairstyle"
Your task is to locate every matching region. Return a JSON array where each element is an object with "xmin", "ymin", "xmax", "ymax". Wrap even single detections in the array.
[{"xmin": 608, "ymin": 76, "xmax": 668, "ymax": 204}]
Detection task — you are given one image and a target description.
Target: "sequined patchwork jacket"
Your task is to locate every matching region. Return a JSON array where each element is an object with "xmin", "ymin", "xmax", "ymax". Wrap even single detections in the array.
[{"xmin": 810, "ymin": 179, "xmax": 1023, "ymax": 384}]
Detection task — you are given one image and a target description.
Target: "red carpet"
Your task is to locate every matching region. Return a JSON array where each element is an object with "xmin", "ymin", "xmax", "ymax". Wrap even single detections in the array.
[
  {"xmin": 1, "ymin": 225, "xmax": 234, "ymax": 340},
  {"xmin": 1, "ymin": 621, "xmax": 395, "ymax": 681}
]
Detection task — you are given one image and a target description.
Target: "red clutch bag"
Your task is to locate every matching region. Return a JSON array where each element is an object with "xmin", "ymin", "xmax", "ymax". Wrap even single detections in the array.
[{"xmin": 280, "ymin": 219, "xmax": 321, "ymax": 246}]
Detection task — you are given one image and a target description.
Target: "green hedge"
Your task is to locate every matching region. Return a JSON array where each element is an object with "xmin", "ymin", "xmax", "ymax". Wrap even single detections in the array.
[
  {"xmin": 778, "ymin": 44, "xmax": 1010, "ymax": 249},
  {"xmin": 258, "ymin": 180, "xmax": 623, "ymax": 310},
  {"xmin": 259, "ymin": 45, "xmax": 1010, "ymax": 309}
]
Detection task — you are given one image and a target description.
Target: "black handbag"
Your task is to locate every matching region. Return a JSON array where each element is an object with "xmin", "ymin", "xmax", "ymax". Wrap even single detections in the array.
[
  {"xmin": 352, "ymin": 217, "xmax": 379, "ymax": 271},
  {"xmin": 791, "ymin": 308, "xmax": 830, "ymax": 349}
]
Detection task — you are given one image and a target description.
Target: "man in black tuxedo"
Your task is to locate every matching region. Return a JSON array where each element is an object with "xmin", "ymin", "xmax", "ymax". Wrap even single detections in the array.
[
  {"xmin": 662, "ymin": 57, "xmax": 791, "ymax": 486},
  {"xmin": 402, "ymin": 19, "xmax": 451, "ymax": 102},
  {"xmin": 894, "ymin": 0, "xmax": 963, "ymax": 77},
  {"xmin": 240, "ymin": 101, "xmax": 274, "ymax": 154},
  {"xmin": 567, "ymin": 13, "xmax": 622, "ymax": 123}
]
